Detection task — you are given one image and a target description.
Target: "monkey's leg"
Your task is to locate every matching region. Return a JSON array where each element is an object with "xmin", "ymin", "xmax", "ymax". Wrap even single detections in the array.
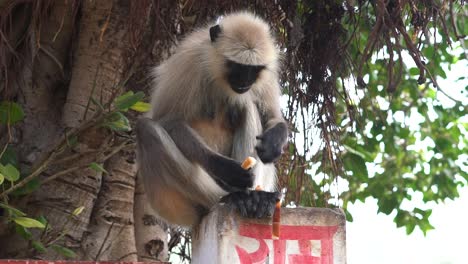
[
  {"xmin": 220, "ymin": 190, "xmax": 280, "ymax": 219},
  {"xmin": 136, "ymin": 118, "xmax": 224, "ymax": 226}
]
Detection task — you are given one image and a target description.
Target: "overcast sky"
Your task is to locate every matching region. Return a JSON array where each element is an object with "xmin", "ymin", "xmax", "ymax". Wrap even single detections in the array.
[{"xmin": 347, "ymin": 188, "xmax": 468, "ymax": 264}]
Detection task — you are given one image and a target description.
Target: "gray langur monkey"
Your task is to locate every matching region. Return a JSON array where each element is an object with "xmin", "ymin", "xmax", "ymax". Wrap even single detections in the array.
[{"xmin": 136, "ymin": 12, "xmax": 288, "ymax": 227}]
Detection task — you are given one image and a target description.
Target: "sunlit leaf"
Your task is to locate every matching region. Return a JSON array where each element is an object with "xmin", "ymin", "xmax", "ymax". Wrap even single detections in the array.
[
  {"xmin": 0, "ymin": 163, "xmax": 20, "ymax": 182},
  {"xmin": 89, "ymin": 162, "xmax": 108, "ymax": 174},
  {"xmin": 115, "ymin": 91, "xmax": 145, "ymax": 111},
  {"xmin": 405, "ymin": 222, "xmax": 416, "ymax": 235},
  {"xmin": 0, "ymin": 202, "xmax": 26, "ymax": 217},
  {"xmin": 130, "ymin": 101, "xmax": 151, "ymax": 112},
  {"xmin": 102, "ymin": 112, "xmax": 131, "ymax": 131},
  {"xmin": 72, "ymin": 206, "xmax": 85, "ymax": 216},
  {"xmin": 13, "ymin": 217, "xmax": 46, "ymax": 229},
  {"xmin": 409, "ymin": 67, "xmax": 420, "ymax": 76}
]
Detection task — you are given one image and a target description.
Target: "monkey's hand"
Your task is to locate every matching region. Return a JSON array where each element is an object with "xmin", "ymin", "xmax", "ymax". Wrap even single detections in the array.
[
  {"xmin": 220, "ymin": 190, "xmax": 280, "ymax": 219},
  {"xmin": 256, "ymin": 122, "xmax": 288, "ymax": 163},
  {"xmin": 206, "ymin": 154, "xmax": 255, "ymax": 191}
]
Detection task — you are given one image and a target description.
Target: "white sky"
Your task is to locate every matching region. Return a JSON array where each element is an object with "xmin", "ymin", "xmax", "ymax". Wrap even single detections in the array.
[{"xmin": 347, "ymin": 188, "xmax": 468, "ymax": 264}]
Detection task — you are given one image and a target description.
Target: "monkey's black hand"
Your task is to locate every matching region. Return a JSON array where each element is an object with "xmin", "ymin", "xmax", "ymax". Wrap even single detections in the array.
[
  {"xmin": 207, "ymin": 154, "xmax": 254, "ymax": 191},
  {"xmin": 220, "ymin": 190, "xmax": 280, "ymax": 219},
  {"xmin": 256, "ymin": 122, "xmax": 288, "ymax": 163}
]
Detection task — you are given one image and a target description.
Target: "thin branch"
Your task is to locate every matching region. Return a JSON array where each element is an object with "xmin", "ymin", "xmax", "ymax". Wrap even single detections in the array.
[
  {"xmin": 0, "ymin": 113, "xmax": 107, "ymax": 198},
  {"xmin": 39, "ymin": 165, "xmax": 84, "ymax": 186}
]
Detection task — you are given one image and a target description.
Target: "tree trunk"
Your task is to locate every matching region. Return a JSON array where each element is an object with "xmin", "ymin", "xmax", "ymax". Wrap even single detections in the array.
[{"xmin": 0, "ymin": 0, "xmax": 168, "ymax": 261}]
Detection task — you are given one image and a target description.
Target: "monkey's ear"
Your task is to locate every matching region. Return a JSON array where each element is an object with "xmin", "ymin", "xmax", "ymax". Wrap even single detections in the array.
[{"xmin": 210, "ymin": 25, "xmax": 222, "ymax": 42}]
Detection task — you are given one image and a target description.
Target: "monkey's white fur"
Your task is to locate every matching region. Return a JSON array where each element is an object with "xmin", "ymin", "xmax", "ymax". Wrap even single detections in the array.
[{"xmin": 141, "ymin": 12, "xmax": 283, "ymax": 226}]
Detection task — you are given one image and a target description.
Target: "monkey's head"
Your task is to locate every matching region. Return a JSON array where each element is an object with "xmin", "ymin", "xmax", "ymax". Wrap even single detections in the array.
[{"xmin": 208, "ymin": 12, "xmax": 279, "ymax": 95}]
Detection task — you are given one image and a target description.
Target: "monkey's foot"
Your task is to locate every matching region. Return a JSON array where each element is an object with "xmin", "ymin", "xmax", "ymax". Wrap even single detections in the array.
[{"xmin": 220, "ymin": 190, "xmax": 280, "ymax": 219}]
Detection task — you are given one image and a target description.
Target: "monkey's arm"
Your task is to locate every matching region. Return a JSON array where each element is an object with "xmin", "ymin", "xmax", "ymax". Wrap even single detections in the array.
[
  {"xmin": 136, "ymin": 118, "xmax": 254, "ymax": 191},
  {"xmin": 255, "ymin": 104, "xmax": 288, "ymax": 164}
]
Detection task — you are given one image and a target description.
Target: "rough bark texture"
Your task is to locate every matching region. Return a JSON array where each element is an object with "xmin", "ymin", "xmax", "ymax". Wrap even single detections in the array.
[
  {"xmin": 1, "ymin": 1, "xmax": 76, "ymax": 257},
  {"xmin": 134, "ymin": 175, "xmax": 168, "ymax": 262},
  {"xmin": 0, "ymin": 0, "xmax": 168, "ymax": 261},
  {"xmin": 81, "ymin": 153, "xmax": 137, "ymax": 261}
]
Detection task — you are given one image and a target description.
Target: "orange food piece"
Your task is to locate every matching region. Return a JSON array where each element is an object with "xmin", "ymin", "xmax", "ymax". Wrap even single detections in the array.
[
  {"xmin": 241, "ymin": 156, "xmax": 257, "ymax": 170},
  {"xmin": 272, "ymin": 200, "xmax": 281, "ymax": 239}
]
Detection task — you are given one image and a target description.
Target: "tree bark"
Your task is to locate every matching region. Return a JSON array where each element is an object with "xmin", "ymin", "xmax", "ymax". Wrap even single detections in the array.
[
  {"xmin": 0, "ymin": 0, "xmax": 168, "ymax": 260},
  {"xmin": 134, "ymin": 174, "xmax": 168, "ymax": 262}
]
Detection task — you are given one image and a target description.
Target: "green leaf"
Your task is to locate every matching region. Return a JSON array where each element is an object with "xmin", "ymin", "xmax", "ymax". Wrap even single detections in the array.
[
  {"xmin": 13, "ymin": 217, "xmax": 46, "ymax": 229},
  {"xmin": 405, "ymin": 222, "xmax": 416, "ymax": 235},
  {"xmin": 343, "ymin": 153, "xmax": 368, "ymax": 180},
  {"xmin": 435, "ymin": 136, "xmax": 452, "ymax": 151},
  {"xmin": 89, "ymin": 162, "xmax": 108, "ymax": 174},
  {"xmin": 15, "ymin": 225, "xmax": 32, "ymax": 240},
  {"xmin": 66, "ymin": 135, "xmax": 78, "ymax": 148},
  {"xmin": 408, "ymin": 67, "xmax": 420, "ymax": 76},
  {"xmin": 37, "ymin": 215, "xmax": 48, "ymax": 226},
  {"xmin": 0, "ymin": 202, "xmax": 26, "ymax": 217},
  {"xmin": 343, "ymin": 144, "xmax": 373, "ymax": 161},
  {"xmin": 130, "ymin": 101, "xmax": 151, "ymax": 112},
  {"xmin": 72, "ymin": 206, "xmax": 85, "ymax": 216},
  {"xmin": 51, "ymin": 245, "xmax": 77, "ymax": 258},
  {"xmin": 32, "ymin": 241, "xmax": 47, "ymax": 253},
  {"xmin": 102, "ymin": 112, "xmax": 131, "ymax": 131},
  {"xmin": 0, "ymin": 173, "xmax": 3, "ymax": 185},
  {"xmin": 11, "ymin": 178, "xmax": 41, "ymax": 196},
  {"xmin": 423, "ymin": 45, "xmax": 434, "ymax": 58},
  {"xmin": 380, "ymin": 193, "xmax": 399, "ymax": 215},
  {"xmin": 0, "ymin": 146, "xmax": 18, "ymax": 168},
  {"xmin": 0, "ymin": 101, "xmax": 25, "ymax": 125},
  {"xmin": 115, "ymin": 91, "xmax": 145, "ymax": 111},
  {"xmin": 344, "ymin": 208, "xmax": 354, "ymax": 222},
  {"xmin": 0, "ymin": 163, "xmax": 20, "ymax": 182}
]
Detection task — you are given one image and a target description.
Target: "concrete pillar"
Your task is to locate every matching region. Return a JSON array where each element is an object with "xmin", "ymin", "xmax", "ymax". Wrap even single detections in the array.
[{"xmin": 192, "ymin": 205, "xmax": 346, "ymax": 264}]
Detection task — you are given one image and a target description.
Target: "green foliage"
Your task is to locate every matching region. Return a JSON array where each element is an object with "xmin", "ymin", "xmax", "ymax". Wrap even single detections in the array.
[
  {"xmin": 334, "ymin": 2, "xmax": 468, "ymax": 235},
  {"xmin": 101, "ymin": 91, "xmax": 149, "ymax": 131},
  {"xmin": 50, "ymin": 245, "xmax": 77, "ymax": 258},
  {"xmin": 279, "ymin": 1, "xmax": 466, "ymax": 236},
  {"xmin": 0, "ymin": 163, "xmax": 20, "ymax": 182},
  {"xmin": 115, "ymin": 91, "xmax": 145, "ymax": 111},
  {"xmin": 72, "ymin": 206, "xmax": 85, "ymax": 216},
  {"xmin": 31, "ymin": 241, "xmax": 47, "ymax": 253},
  {"xmin": 13, "ymin": 217, "xmax": 46, "ymax": 229},
  {"xmin": 130, "ymin": 101, "xmax": 151, "ymax": 112},
  {"xmin": 89, "ymin": 162, "xmax": 108, "ymax": 174},
  {"xmin": 0, "ymin": 101, "xmax": 25, "ymax": 124},
  {"xmin": 0, "ymin": 202, "xmax": 26, "ymax": 216},
  {"xmin": 102, "ymin": 111, "xmax": 131, "ymax": 131},
  {"xmin": 0, "ymin": 89, "xmax": 146, "ymax": 257}
]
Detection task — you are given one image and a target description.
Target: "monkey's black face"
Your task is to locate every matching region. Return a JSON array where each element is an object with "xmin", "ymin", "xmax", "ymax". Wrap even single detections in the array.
[{"xmin": 226, "ymin": 60, "xmax": 265, "ymax": 94}]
